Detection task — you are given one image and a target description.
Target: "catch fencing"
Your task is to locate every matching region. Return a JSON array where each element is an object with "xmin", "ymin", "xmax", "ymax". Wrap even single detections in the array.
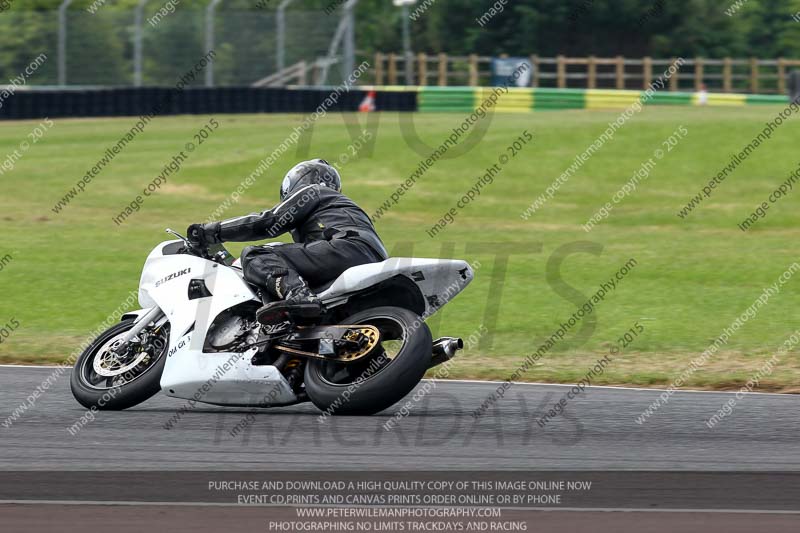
[{"xmin": 0, "ymin": 4, "xmax": 348, "ymax": 87}]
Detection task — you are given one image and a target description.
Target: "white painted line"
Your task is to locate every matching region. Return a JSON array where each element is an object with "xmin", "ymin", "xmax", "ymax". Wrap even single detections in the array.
[
  {"xmin": 422, "ymin": 378, "xmax": 798, "ymax": 397},
  {"xmin": 0, "ymin": 365, "xmax": 795, "ymax": 397},
  {"xmin": 0, "ymin": 500, "xmax": 798, "ymax": 514},
  {"xmin": 0, "ymin": 364, "xmax": 63, "ymax": 369}
]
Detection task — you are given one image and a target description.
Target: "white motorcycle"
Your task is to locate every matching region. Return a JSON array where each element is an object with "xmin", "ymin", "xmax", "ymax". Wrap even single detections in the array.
[{"xmin": 71, "ymin": 229, "xmax": 473, "ymax": 415}]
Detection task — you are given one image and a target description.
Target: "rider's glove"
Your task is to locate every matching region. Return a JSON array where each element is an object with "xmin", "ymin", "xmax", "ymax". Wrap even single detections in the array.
[{"xmin": 187, "ymin": 223, "xmax": 219, "ymax": 246}]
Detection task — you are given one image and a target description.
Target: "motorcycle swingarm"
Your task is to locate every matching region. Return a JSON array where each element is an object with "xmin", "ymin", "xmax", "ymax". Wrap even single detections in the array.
[{"xmin": 273, "ymin": 325, "xmax": 381, "ymax": 364}]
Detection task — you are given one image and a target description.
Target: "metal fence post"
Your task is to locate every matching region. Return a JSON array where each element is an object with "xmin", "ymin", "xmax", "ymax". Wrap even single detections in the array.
[
  {"xmin": 401, "ymin": 3, "xmax": 412, "ymax": 85},
  {"xmin": 343, "ymin": 0, "xmax": 355, "ymax": 80},
  {"xmin": 277, "ymin": 0, "xmax": 296, "ymax": 73},
  {"xmin": 58, "ymin": 0, "xmax": 75, "ymax": 86},
  {"xmin": 205, "ymin": 0, "xmax": 223, "ymax": 86},
  {"xmin": 318, "ymin": 0, "xmax": 359, "ymax": 86},
  {"xmin": 134, "ymin": 0, "xmax": 150, "ymax": 87}
]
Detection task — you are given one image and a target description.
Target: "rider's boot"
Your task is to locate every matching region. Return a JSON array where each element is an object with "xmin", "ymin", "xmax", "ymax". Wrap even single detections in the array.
[{"xmin": 256, "ymin": 271, "xmax": 323, "ymax": 325}]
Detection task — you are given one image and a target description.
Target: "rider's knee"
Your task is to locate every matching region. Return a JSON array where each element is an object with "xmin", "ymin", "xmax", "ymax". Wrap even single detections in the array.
[{"xmin": 240, "ymin": 245, "xmax": 260, "ymax": 263}]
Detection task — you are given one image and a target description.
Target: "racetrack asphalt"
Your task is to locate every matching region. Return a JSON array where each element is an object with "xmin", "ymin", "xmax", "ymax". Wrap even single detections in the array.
[
  {"xmin": 2, "ymin": 366, "xmax": 799, "ymax": 531},
  {"xmin": 1, "ymin": 366, "xmax": 799, "ymax": 471}
]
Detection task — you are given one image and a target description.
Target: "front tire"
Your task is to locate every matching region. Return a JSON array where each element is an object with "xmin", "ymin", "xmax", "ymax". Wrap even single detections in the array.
[
  {"xmin": 304, "ymin": 306, "xmax": 432, "ymax": 416},
  {"xmin": 70, "ymin": 319, "xmax": 169, "ymax": 411}
]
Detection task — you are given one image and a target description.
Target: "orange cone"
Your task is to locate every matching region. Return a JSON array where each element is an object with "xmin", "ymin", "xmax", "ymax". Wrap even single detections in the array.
[{"xmin": 359, "ymin": 90, "xmax": 376, "ymax": 112}]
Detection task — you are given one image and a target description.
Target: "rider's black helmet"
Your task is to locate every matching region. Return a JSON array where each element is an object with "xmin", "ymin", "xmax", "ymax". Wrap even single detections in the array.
[{"xmin": 280, "ymin": 159, "xmax": 341, "ymax": 201}]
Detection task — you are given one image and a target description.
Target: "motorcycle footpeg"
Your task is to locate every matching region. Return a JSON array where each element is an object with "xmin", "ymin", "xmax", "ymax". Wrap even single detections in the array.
[
  {"xmin": 319, "ymin": 338, "xmax": 336, "ymax": 356},
  {"xmin": 258, "ymin": 315, "xmax": 293, "ymax": 339}
]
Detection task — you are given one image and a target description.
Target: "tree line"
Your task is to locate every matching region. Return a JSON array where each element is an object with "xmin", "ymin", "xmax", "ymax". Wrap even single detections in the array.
[{"xmin": 1, "ymin": 0, "xmax": 799, "ymax": 86}]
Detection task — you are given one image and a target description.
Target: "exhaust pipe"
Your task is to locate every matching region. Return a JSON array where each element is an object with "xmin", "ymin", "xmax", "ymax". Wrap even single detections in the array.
[{"xmin": 430, "ymin": 337, "xmax": 464, "ymax": 369}]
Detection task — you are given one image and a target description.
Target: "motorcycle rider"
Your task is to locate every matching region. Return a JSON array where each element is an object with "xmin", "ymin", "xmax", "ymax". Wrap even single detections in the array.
[{"xmin": 187, "ymin": 159, "xmax": 388, "ymax": 325}]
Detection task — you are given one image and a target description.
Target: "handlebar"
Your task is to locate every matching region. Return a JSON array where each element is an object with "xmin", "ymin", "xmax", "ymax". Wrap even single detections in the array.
[
  {"xmin": 165, "ymin": 228, "xmax": 234, "ymax": 266},
  {"xmin": 166, "ymin": 228, "xmax": 207, "ymax": 258}
]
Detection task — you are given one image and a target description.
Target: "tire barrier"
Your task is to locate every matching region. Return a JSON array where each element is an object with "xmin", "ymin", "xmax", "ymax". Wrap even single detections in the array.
[
  {"xmin": 408, "ymin": 86, "xmax": 788, "ymax": 112},
  {"xmin": 0, "ymin": 86, "xmax": 417, "ymax": 120},
  {"xmin": 0, "ymin": 85, "xmax": 790, "ymax": 120}
]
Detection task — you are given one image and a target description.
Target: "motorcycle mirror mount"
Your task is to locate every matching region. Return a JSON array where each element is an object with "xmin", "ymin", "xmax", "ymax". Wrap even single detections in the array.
[
  {"xmin": 166, "ymin": 228, "xmax": 209, "ymax": 259},
  {"xmin": 165, "ymin": 228, "xmax": 188, "ymax": 243}
]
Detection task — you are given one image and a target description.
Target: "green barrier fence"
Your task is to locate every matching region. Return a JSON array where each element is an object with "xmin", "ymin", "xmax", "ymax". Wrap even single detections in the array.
[{"xmin": 405, "ymin": 87, "xmax": 789, "ymax": 112}]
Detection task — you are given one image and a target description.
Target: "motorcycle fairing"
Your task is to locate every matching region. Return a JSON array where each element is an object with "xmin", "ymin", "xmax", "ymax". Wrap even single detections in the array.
[
  {"xmin": 131, "ymin": 240, "xmax": 474, "ymax": 407},
  {"xmin": 318, "ymin": 257, "xmax": 474, "ymax": 316}
]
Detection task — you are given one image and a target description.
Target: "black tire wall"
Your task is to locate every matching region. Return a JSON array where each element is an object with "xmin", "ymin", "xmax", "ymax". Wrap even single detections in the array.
[{"xmin": 0, "ymin": 87, "xmax": 418, "ymax": 120}]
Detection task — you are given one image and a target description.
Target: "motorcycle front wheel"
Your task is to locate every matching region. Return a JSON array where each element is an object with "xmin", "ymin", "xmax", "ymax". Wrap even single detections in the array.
[
  {"xmin": 304, "ymin": 306, "xmax": 432, "ymax": 416},
  {"xmin": 70, "ymin": 319, "xmax": 170, "ymax": 411}
]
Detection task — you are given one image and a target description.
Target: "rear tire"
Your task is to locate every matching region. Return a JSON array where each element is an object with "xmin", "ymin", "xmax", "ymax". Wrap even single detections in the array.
[
  {"xmin": 70, "ymin": 319, "xmax": 169, "ymax": 411},
  {"xmin": 304, "ymin": 306, "xmax": 432, "ymax": 416}
]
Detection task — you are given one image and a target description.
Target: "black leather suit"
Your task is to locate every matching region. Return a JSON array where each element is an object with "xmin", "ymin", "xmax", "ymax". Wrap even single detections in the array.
[{"xmin": 202, "ymin": 184, "xmax": 388, "ymax": 296}]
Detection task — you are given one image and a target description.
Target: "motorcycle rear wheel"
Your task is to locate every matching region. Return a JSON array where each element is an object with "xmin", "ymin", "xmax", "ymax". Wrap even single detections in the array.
[{"xmin": 304, "ymin": 306, "xmax": 432, "ymax": 416}]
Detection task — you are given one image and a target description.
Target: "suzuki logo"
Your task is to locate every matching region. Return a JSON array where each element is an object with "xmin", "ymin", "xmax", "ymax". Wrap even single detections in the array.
[{"xmin": 155, "ymin": 268, "xmax": 191, "ymax": 287}]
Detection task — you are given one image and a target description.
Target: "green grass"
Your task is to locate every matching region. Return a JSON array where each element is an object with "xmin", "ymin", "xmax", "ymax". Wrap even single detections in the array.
[{"xmin": 1, "ymin": 107, "xmax": 799, "ymax": 391}]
